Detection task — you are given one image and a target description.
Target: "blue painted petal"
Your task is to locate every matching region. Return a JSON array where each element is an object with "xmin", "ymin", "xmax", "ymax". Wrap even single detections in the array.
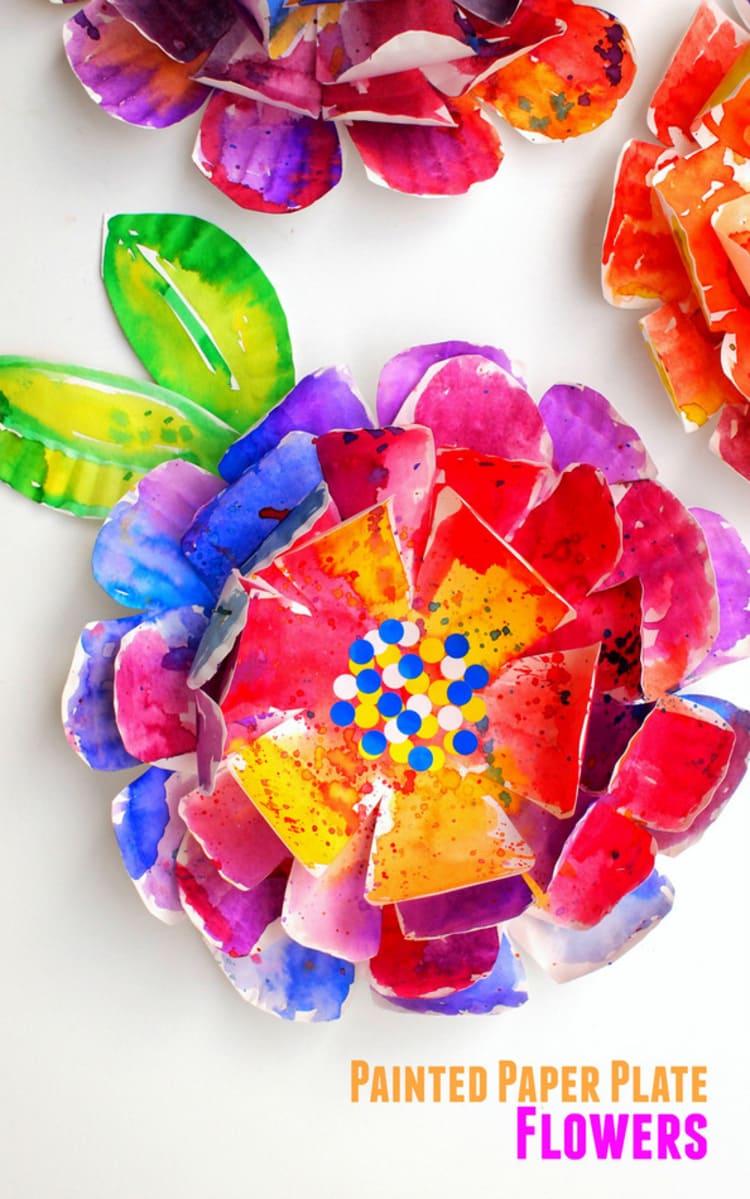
[
  {"xmin": 92, "ymin": 460, "xmax": 223, "ymax": 612},
  {"xmin": 182, "ymin": 432, "xmax": 323, "ymax": 597},
  {"xmin": 112, "ymin": 767, "xmax": 192, "ymax": 923},
  {"xmin": 188, "ymin": 572, "xmax": 249, "ymax": 690},
  {"xmin": 211, "ymin": 921, "xmax": 355, "ymax": 1021},
  {"xmin": 510, "ymin": 870, "xmax": 674, "ymax": 981},
  {"xmin": 378, "ymin": 935, "xmax": 527, "ymax": 1014},
  {"xmin": 219, "ymin": 367, "xmax": 371, "ymax": 483},
  {"xmin": 240, "ymin": 481, "xmax": 332, "ymax": 574},
  {"xmin": 62, "ymin": 615, "xmax": 143, "ymax": 770}
]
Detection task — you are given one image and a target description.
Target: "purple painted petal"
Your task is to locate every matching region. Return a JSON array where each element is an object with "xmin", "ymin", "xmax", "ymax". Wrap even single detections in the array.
[
  {"xmin": 194, "ymin": 92, "xmax": 342, "ymax": 213},
  {"xmin": 176, "ymin": 835, "xmax": 286, "ymax": 956},
  {"xmin": 538, "ymin": 383, "xmax": 656, "ymax": 483},
  {"xmin": 194, "ymin": 689, "xmax": 227, "ymax": 794},
  {"xmin": 112, "ymin": 767, "xmax": 193, "ymax": 923},
  {"xmin": 282, "ymin": 814, "xmax": 381, "ymax": 963},
  {"xmin": 689, "ymin": 508, "xmax": 750, "ymax": 677},
  {"xmin": 209, "ymin": 921, "xmax": 355, "ymax": 1021},
  {"xmin": 580, "ymin": 696, "xmax": 652, "ymax": 793},
  {"xmin": 64, "ymin": 1, "xmax": 210, "ymax": 129},
  {"xmin": 510, "ymin": 871, "xmax": 674, "ymax": 982},
  {"xmin": 392, "ymin": 354, "xmax": 552, "ymax": 463},
  {"xmin": 92, "ymin": 460, "xmax": 223, "ymax": 612},
  {"xmin": 378, "ymin": 935, "xmax": 527, "ymax": 1014},
  {"xmin": 220, "ymin": 367, "xmax": 371, "ymax": 482},
  {"xmin": 62, "ymin": 615, "xmax": 142, "ymax": 770},
  {"xmin": 182, "ymin": 432, "xmax": 323, "ymax": 596},
  {"xmin": 396, "ymin": 875, "xmax": 532, "ymax": 940},
  {"xmin": 376, "ymin": 341, "xmax": 523, "ymax": 427},
  {"xmin": 196, "ymin": 17, "xmax": 322, "ymax": 117},
  {"xmin": 110, "ymin": 0, "xmax": 236, "ymax": 63},
  {"xmin": 114, "ymin": 606, "xmax": 208, "ymax": 761}
]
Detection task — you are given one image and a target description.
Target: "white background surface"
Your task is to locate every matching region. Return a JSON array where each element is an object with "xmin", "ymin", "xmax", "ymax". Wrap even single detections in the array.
[{"xmin": 0, "ymin": 1, "xmax": 747, "ymax": 1196}]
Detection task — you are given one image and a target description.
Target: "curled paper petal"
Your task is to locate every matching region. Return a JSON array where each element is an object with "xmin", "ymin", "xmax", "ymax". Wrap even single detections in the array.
[
  {"xmin": 112, "ymin": 767, "xmax": 193, "ymax": 922},
  {"xmin": 376, "ymin": 341, "xmax": 520, "ymax": 427},
  {"xmin": 689, "ymin": 508, "xmax": 750, "ymax": 674},
  {"xmin": 538, "ymin": 383, "xmax": 656, "ymax": 483},
  {"xmin": 369, "ymin": 907, "xmax": 499, "ymax": 1000},
  {"xmin": 711, "ymin": 399, "xmax": 750, "ymax": 480},
  {"xmin": 62, "ymin": 616, "xmax": 142, "ymax": 770},
  {"xmin": 378, "ymin": 933, "xmax": 527, "ymax": 1014}
]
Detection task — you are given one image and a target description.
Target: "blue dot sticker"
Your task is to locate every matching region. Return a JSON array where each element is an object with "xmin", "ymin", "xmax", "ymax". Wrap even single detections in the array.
[
  {"xmin": 378, "ymin": 692, "xmax": 402, "ymax": 718},
  {"xmin": 349, "ymin": 639, "xmax": 374, "ymax": 665},
  {"xmin": 361, "ymin": 730, "xmax": 387, "ymax": 757},
  {"xmin": 408, "ymin": 746, "xmax": 434, "ymax": 772},
  {"xmin": 447, "ymin": 680, "xmax": 472, "ymax": 706},
  {"xmin": 379, "ymin": 619, "xmax": 405, "ymax": 644},
  {"xmin": 398, "ymin": 653, "xmax": 423, "ymax": 680},
  {"xmin": 356, "ymin": 668, "xmax": 381, "ymax": 694},
  {"xmin": 445, "ymin": 633, "xmax": 470, "ymax": 658},
  {"xmin": 464, "ymin": 664, "xmax": 490, "ymax": 690},
  {"xmin": 330, "ymin": 701, "xmax": 355, "ymax": 727},
  {"xmin": 397, "ymin": 710, "xmax": 422, "ymax": 735},
  {"xmin": 453, "ymin": 730, "xmax": 478, "ymax": 756}
]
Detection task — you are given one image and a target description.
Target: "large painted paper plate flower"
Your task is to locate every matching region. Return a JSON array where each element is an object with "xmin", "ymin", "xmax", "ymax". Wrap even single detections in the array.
[
  {"xmin": 56, "ymin": 0, "xmax": 636, "ymax": 211},
  {"xmin": 603, "ymin": 0, "xmax": 750, "ymax": 481},
  {"xmin": 2, "ymin": 214, "xmax": 748, "ymax": 1021}
]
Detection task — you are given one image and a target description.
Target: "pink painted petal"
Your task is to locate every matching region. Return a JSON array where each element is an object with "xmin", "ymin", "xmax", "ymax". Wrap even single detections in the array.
[
  {"xmin": 348, "ymin": 98, "xmax": 503, "ymax": 197},
  {"xmin": 196, "ymin": 18, "xmax": 322, "ymax": 117},
  {"xmin": 62, "ymin": 615, "xmax": 142, "ymax": 770},
  {"xmin": 511, "ymin": 870, "xmax": 674, "ymax": 982},
  {"xmin": 437, "ymin": 450, "xmax": 552, "ymax": 540},
  {"xmin": 538, "ymin": 383, "xmax": 656, "ymax": 483},
  {"xmin": 194, "ymin": 92, "xmax": 341, "ymax": 213},
  {"xmin": 275, "ymin": 503, "xmax": 411, "ymax": 626},
  {"xmin": 602, "ymin": 481, "xmax": 719, "ymax": 698},
  {"xmin": 323, "ymin": 70, "xmax": 453, "ymax": 124},
  {"xmin": 110, "ymin": 0, "xmax": 236, "ymax": 62},
  {"xmin": 414, "ymin": 488, "xmax": 572, "ymax": 674},
  {"xmin": 689, "ymin": 508, "xmax": 750, "ymax": 676},
  {"xmin": 393, "ymin": 354, "xmax": 552, "ymax": 463},
  {"xmin": 648, "ymin": 0, "xmax": 750, "ymax": 149},
  {"xmin": 179, "ymin": 765, "xmax": 287, "ymax": 891},
  {"xmin": 509, "ymin": 465, "xmax": 621, "ymax": 603},
  {"xmin": 282, "ymin": 812, "xmax": 382, "ymax": 962},
  {"xmin": 376, "ymin": 340, "xmax": 523, "ymax": 426},
  {"xmin": 545, "ymin": 802, "xmax": 656, "ymax": 929},
  {"xmin": 710, "ymin": 400, "xmax": 750, "ymax": 481},
  {"xmin": 176, "ymin": 834, "xmax": 286, "ymax": 956},
  {"xmin": 315, "ymin": 426, "xmax": 436, "ymax": 585},
  {"xmin": 423, "ymin": 3, "xmax": 564, "ymax": 96},
  {"xmin": 114, "ymin": 606, "xmax": 208, "ymax": 761},
  {"xmin": 369, "ymin": 907, "xmax": 498, "ymax": 1000},
  {"xmin": 112, "ymin": 767, "xmax": 193, "ymax": 923},
  {"xmin": 315, "ymin": 0, "xmax": 472, "ymax": 84},
  {"xmin": 482, "ymin": 647, "xmax": 598, "ymax": 818},
  {"xmin": 606, "ymin": 697, "xmax": 736, "ymax": 833},
  {"xmin": 650, "ymin": 696, "xmax": 750, "ymax": 854},
  {"xmin": 509, "ymin": 787, "xmax": 593, "ymax": 891},
  {"xmin": 64, "ymin": 1, "xmax": 210, "ymax": 128}
]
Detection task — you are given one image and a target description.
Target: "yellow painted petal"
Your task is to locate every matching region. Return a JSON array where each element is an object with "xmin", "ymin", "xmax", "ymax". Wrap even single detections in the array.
[{"xmin": 366, "ymin": 768, "xmax": 534, "ymax": 905}]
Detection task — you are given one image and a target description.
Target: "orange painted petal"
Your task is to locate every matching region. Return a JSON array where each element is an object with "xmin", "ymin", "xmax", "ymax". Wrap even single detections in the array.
[
  {"xmin": 640, "ymin": 302, "xmax": 745, "ymax": 428},
  {"xmin": 366, "ymin": 768, "xmax": 534, "ymax": 905},
  {"xmin": 414, "ymin": 488, "xmax": 572, "ymax": 674},
  {"xmin": 480, "ymin": 5, "xmax": 635, "ymax": 141},
  {"xmin": 693, "ymin": 43, "xmax": 750, "ymax": 155},
  {"xmin": 648, "ymin": 0, "xmax": 750, "ymax": 148},
  {"xmin": 602, "ymin": 139, "xmax": 692, "ymax": 309},
  {"xmin": 482, "ymin": 647, "xmax": 598, "ymax": 818}
]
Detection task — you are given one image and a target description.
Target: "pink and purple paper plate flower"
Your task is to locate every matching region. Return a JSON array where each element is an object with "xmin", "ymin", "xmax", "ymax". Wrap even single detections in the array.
[
  {"xmin": 56, "ymin": 0, "xmax": 636, "ymax": 211},
  {"xmin": 2, "ymin": 213, "xmax": 748, "ymax": 1021}
]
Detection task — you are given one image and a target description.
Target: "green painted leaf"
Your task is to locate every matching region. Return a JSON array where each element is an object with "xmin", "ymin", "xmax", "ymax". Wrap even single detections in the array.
[
  {"xmin": 0, "ymin": 357, "xmax": 236, "ymax": 517},
  {"xmin": 102, "ymin": 212, "xmax": 295, "ymax": 433}
]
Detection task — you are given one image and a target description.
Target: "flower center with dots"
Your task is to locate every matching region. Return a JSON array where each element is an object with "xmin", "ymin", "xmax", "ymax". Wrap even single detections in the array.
[{"xmin": 328, "ymin": 618, "xmax": 490, "ymax": 773}]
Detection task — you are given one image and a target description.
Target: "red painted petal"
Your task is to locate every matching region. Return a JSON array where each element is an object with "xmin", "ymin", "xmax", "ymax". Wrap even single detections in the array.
[
  {"xmin": 607, "ymin": 698, "xmax": 736, "ymax": 832},
  {"xmin": 546, "ymin": 802, "xmax": 655, "ymax": 928},
  {"xmin": 509, "ymin": 465, "xmax": 621, "ymax": 603},
  {"xmin": 179, "ymin": 766, "xmax": 288, "ymax": 891},
  {"xmin": 648, "ymin": 0, "xmax": 750, "ymax": 148},
  {"xmin": 602, "ymin": 139, "xmax": 692, "ymax": 309},
  {"xmin": 196, "ymin": 18, "xmax": 322, "ymax": 117},
  {"xmin": 603, "ymin": 480, "xmax": 719, "ymax": 698},
  {"xmin": 322, "ymin": 69, "xmax": 454, "ymax": 124},
  {"xmin": 315, "ymin": 426, "xmax": 436, "ymax": 587},
  {"xmin": 369, "ymin": 907, "xmax": 499, "ymax": 1000},
  {"xmin": 315, "ymin": 0, "xmax": 471, "ymax": 84},
  {"xmin": 348, "ymin": 97, "xmax": 503, "ymax": 196},
  {"xmin": 194, "ymin": 92, "xmax": 341, "ymax": 212},
  {"xmin": 482, "ymin": 647, "xmax": 598, "ymax": 817},
  {"xmin": 437, "ymin": 449, "xmax": 551, "ymax": 540},
  {"xmin": 711, "ymin": 396, "xmax": 750, "ymax": 479}
]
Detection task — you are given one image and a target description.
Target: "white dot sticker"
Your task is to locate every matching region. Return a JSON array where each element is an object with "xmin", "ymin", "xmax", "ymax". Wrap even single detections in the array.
[
  {"xmin": 399, "ymin": 621, "xmax": 420, "ymax": 647},
  {"xmin": 333, "ymin": 674, "xmax": 358, "ymax": 700},
  {"xmin": 440, "ymin": 656, "xmax": 466, "ymax": 680},
  {"xmin": 406, "ymin": 694, "xmax": 432, "ymax": 718},
  {"xmin": 383, "ymin": 663, "xmax": 403, "ymax": 689},
  {"xmin": 437, "ymin": 705, "xmax": 463, "ymax": 731}
]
